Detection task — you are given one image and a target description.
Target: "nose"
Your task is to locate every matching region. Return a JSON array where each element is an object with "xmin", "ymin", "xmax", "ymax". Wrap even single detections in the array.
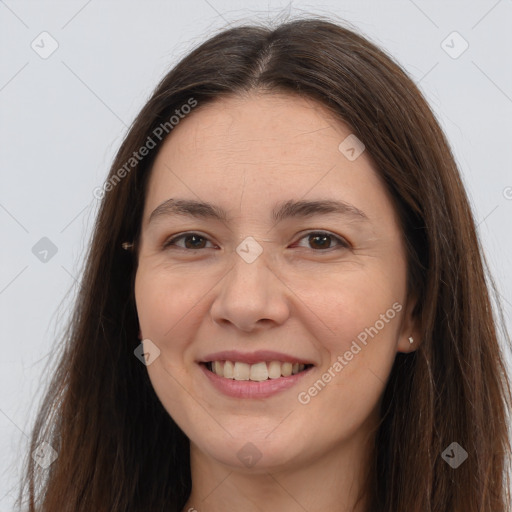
[{"xmin": 210, "ymin": 251, "xmax": 291, "ymax": 333}]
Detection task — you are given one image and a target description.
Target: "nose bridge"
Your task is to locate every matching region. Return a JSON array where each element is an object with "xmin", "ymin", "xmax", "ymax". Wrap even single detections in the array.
[
  {"xmin": 226, "ymin": 242, "xmax": 276, "ymax": 303},
  {"xmin": 210, "ymin": 241, "xmax": 289, "ymax": 330}
]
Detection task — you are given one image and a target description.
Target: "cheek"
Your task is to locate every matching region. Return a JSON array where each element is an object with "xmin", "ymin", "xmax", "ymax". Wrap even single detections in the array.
[
  {"xmin": 134, "ymin": 268, "xmax": 200, "ymax": 419},
  {"xmin": 294, "ymin": 302, "xmax": 401, "ymax": 442},
  {"xmin": 134, "ymin": 269, "xmax": 195, "ymax": 399},
  {"xmin": 135, "ymin": 264, "xmax": 210, "ymax": 339},
  {"xmin": 291, "ymin": 266, "xmax": 403, "ymax": 410},
  {"xmin": 288, "ymin": 263, "xmax": 404, "ymax": 345}
]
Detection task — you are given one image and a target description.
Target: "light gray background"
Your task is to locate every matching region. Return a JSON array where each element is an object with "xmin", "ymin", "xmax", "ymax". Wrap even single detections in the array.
[{"xmin": 1, "ymin": 1, "xmax": 511, "ymax": 509}]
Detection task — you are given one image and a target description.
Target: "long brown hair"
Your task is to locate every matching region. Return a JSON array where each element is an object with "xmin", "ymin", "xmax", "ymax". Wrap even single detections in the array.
[{"xmin": 15, "ymin": 16, "xmax": 512, "ymax": 512}]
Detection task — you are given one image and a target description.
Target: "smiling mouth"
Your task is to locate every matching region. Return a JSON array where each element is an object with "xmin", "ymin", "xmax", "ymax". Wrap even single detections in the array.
[{"xmin": 203, "ymin": 360, "xmax": 314, "ymax": 381}]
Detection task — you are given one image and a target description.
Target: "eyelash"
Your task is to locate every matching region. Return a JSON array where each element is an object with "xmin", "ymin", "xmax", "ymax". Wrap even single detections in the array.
[{"xmin": 162, "ymin": 231, "xmax": 351, "ymax": 252}]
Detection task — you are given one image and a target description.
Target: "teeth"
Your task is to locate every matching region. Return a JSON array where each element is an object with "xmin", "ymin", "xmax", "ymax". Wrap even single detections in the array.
[
  {"xmin": 268, "ymin": 360, "xmax": 281, "ymax": 379},
  {"xmin": 249, "ymin": 362, "xmax": 268, "ymax": 381},
  {"xmin": 281, "ymin": 362, "xmax": 292, "ymax": 377},
  {"xmin": 208, "ymin": 360, "xmax": 309, "ymax": 380},
  {"xmin": 224, "ymin": 360, "xmax": 234, "ymax": 379},
  {"xmin": 212, "ymin": 360, "xmax": 224, "ymax": 377},
  {"xmin": 233, "ymin": 362, "xmax": 250, "ymax": 380}
]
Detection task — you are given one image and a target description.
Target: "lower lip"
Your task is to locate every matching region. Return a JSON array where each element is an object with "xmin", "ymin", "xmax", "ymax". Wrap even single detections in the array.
[{"xmin": 199, "ymin": 363, "xmax": 313, "ymax": 399}]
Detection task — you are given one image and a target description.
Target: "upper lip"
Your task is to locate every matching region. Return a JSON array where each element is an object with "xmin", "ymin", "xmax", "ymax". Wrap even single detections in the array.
[{"xmin": 199, "ymin": 350, "xmax": 315, "ymax": 366}]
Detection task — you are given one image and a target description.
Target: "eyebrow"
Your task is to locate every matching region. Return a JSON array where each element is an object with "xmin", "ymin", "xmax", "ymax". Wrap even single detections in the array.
[
  {"xmin": 148, "ymin": 198, "xmax": 369, "ymax": 224},
  {"xmin": 147, "ymin": 198, "xmax": 369, "ymax": 226}
]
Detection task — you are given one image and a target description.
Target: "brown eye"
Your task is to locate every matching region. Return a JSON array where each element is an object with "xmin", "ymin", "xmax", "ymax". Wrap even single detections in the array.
[
  {"xmin": 162, "ymin": 231, "xmax": 349, "ymax": 252},
  {"xmin": 163, "ymin": 233, "xmax": 214, "ymax": 250},
  {"xmin": 294, "ymin": 231, "xmax": 349, "ymax": 251}
]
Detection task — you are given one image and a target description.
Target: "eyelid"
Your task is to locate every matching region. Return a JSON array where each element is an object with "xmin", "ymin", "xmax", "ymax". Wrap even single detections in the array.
[{"xmin": 162, "ymin": 230, "xmax": 351, "ymax": 250}]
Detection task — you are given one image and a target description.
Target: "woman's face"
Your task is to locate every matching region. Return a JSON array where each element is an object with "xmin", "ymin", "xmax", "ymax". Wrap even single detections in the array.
[{"xmin": 134, "ymin": 92, "xmax": 419, "ymax": 472}]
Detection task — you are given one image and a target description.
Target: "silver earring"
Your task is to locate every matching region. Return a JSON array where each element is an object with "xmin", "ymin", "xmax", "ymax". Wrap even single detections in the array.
[{"xmin": 408, "ymin": 336, "xmax": 414, "ymax": 344}]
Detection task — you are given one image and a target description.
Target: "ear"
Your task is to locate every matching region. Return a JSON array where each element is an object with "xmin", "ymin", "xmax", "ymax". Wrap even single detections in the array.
[{"xmin": 396, "ymin": 293, "xmax": 421, "ymax": 353}]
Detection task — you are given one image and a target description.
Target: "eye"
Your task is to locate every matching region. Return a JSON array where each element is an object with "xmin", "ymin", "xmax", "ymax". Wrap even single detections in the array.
[
  {"xmin": 162, "ymin": 230, "xmax": 350, "ymax": 252},
  {"xmin": 292, "ymin": 231, "xmax": 350, "ymax": 251},
  {"xmin": 162, "ymin": 233, "xmax": 216, "ymax": 250}
]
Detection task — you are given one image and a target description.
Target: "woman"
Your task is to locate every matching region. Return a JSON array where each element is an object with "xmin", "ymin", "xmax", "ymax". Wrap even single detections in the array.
[{"xmin": 16, "ymin": 16, "xmax": 512, "ymax": 512}]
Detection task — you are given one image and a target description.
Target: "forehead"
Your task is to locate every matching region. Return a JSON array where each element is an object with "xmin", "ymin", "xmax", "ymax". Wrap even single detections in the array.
[
  {"xmin": 161, "ymin": 92, "xmax": 352, "ymax": 159},
  {"xmin": 143, "ymin": 92, "xmax": 399, "ymax": 231}
]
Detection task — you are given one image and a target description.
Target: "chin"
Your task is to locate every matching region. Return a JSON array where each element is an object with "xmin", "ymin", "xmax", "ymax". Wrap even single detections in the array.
[{"xmin": 190, "ymin": 426, "xmax": 309, "ymax": 472}]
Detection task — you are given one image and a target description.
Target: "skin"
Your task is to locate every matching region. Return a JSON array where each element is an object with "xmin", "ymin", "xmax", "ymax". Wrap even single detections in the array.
[{"xmin": 134, "ymin": 91, "xmax": 421, "ymax": 512}]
